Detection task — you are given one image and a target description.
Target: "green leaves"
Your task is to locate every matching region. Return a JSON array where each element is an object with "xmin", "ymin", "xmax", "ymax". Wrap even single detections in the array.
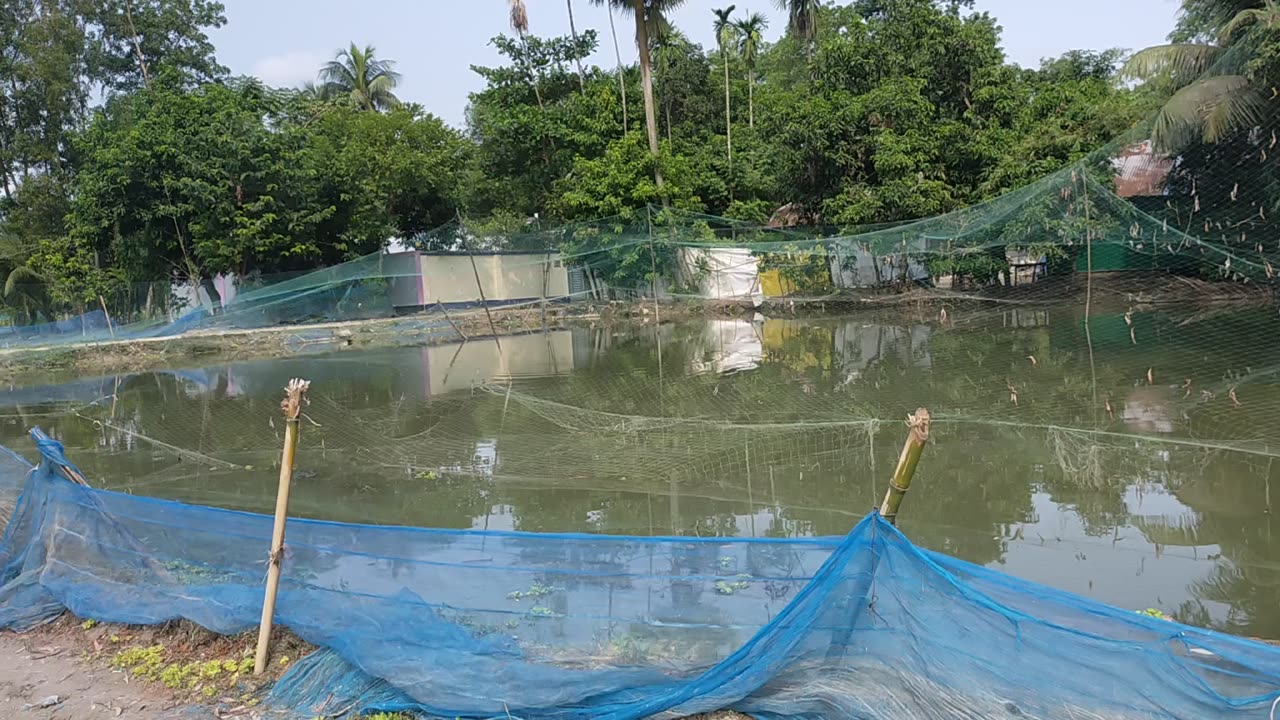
[{"xmin": 61, "ymin": 80, "xmax": 467, "ymax": 293}]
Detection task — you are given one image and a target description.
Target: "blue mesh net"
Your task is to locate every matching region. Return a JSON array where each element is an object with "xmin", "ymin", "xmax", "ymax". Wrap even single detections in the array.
[{"xmin": 2, "ymin": 429, "xmax": 1280, "ymax": 719}]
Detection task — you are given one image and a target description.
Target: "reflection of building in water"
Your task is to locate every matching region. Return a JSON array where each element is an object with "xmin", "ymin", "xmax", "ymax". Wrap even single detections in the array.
[
  {"xmin": 689, "ymin": 319, "xmax": 763, "ymax": 375},
  {"xmin": 1122, "ymin": 386, "xmax": 1176, "ymax": 434},
  {"xmin": 1003, "ymin": 308, "xmax": 1050, "ymax": 328},
  {"xmin": 406, "ymin": 330, "xmax": 576, "ymax": 399},
  {"xmin": 833, "ymin": 321, "xmax": 932, "ymax": 376}
]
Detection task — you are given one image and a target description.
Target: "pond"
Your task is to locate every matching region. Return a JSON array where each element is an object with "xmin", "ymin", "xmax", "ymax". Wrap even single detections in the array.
[{"xmin": 2, "ymin": 301, "xmax": 1279, "ymax": 639}]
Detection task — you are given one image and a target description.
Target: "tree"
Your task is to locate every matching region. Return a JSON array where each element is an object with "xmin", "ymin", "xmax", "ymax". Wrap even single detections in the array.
[
  {"xmin": 604, "ymin": 4, "xmax": 630, "ymax": 131},
  {"xmin": 773, "ymin": 0, "xmax": 817, "ymax": 56},
  {"xmin": 0, "ymin": 0, "xmax": 226, "ymax": 192},
  {"xmin": 88, "ymin": 0, "xmax": 228, "ymax": 93},
  {"xmin": 712, "ymin": 6, "xmax": 737, "ymax": 164},
  {"xmin": 56, "ymin": 78, "xmax": 467, "ymax": 310},
  {"xmin": 319, "ymin": 43, "xmax": 402, "ymax": 112},
  {"xmin": 507, "ymin": 0, "xmax": 546, "ymax": 111},
  {"xmin": 1122, "ymin": 1, "xmax": 1273, "ymax": 150},
  {"xmin": 466, "ymin": 31, "xmax": 606, "ymax": 220},
  {"xmin": 591, "ymin": 0, "xmax": 688, "ymax": 194},
  {"xmin": 735, "ymin": 12, "xmax": 768, "ymax": 128},
  {"xmin": 565, "ymin": 0, "xmax": 587, "ymax": 91}
]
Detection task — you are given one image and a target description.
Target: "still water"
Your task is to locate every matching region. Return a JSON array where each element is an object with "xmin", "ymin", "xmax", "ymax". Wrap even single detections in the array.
[{"xmin": 2, "ymin": 302, "xmax": 1279, "ymax": 638}]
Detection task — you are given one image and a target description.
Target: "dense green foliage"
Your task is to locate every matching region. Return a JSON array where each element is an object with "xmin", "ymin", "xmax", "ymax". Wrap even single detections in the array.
[{"xmin": 2, "ymin": 0, "xmax": 1271, "ymax": 317}]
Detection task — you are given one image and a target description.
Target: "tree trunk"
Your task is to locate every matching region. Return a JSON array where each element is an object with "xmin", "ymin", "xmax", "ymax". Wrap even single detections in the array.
[
  {"xmin": 608, "ymin": 7, "xmax": 629, "ymax": 132},
  {"xmin": 566, "ymin": 0, "xmax": 586, "ymax": 92},
  {"xmin": 723, "ymin": 50, "xmax": 732, "ymax": 164},
  {"xmin": 200, "ymin": 275, "xmax": 223, "ymax": 314},
  {"xmin": 748, "ymin": 70, "xmax": 754, "ymax": 128},
  {"xmin": 632, "ymin": 0, "xmax": 664, "ymax": 193}
]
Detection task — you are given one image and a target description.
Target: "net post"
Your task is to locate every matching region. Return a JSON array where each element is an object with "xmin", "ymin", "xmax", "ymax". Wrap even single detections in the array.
[
  {"xmin": 467, "ymin": 247, "xmax": 502, "ymax": 353},
  {"xmin": 878, "ymin": 408, "xmax": 930, "ymax": 525},
  {"xmin": 98, "ymin": 295, "xmax": 115, "ymax": 338},
  {"xmin": 254, "ymin": 378, "xmax": 310, "ymax": 675},
  {"xmin": 436, "ymin": 300, "xmax": 467, "ymax": 341}
]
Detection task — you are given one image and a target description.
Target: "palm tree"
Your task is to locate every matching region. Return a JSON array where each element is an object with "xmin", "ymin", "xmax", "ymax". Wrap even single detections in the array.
[
  {"xmin": 713, "ymin": 6, "xmax": 737, "ymax": 163},
  {"xmin": 605, "ymin": 6, "xmax": 630, "ymax": 132},
  {"xmin": 508, "ymin": 0, "xmax": 547, "ymax": 110},
  {"xmin": 1123, "ymin": 1, "xmax": 1276, "ymax": 150},
  {"xmin": 0, "ymin": 229, "xmax": 54, "ymax": 326},
  {"xmin": 566, "ymin": 0, "xmax": 587, "ymax": 91},
  {"xmin": 319, "ymin": 43, "xmax": 402, "ymax": 112},
  {"xmin": 592, "ymin": 0, "xmax": 688, "ymax": 193},
  {"xmin": 773, "ymin": 0, "xmax": 817, "ymax": 53},
  {"xmin": 298, "ymin": 81, "xmax": 332, "ymax": 103},
  {"xmin": 735, "ymin": 13, "xmax": 767, "ymax": 128}
]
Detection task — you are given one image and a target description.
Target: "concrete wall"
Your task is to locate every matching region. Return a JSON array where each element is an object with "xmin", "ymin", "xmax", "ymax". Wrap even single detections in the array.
[{"xmin": 420, "ymin": 253, "xmax": 569, "ymax": 306}]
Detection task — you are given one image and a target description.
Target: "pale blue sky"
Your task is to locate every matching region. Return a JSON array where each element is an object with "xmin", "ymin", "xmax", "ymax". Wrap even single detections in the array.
[{"xmin": 208, "ymin": 0, "xmax": 1182, "ymax": 128}]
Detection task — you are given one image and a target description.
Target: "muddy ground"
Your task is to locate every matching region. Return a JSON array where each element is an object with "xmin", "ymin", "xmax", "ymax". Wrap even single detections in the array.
[{"xmin": 0, "ymin": 616, "xmax": 751, "ymax": 720}]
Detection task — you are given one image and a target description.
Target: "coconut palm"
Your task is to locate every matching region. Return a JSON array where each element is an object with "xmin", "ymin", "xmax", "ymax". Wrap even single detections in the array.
[
  {"xmin": 298, "ymin": 81, "xmax": 332, "ymax": 103},
  {"xmin": 1123, "ymin": 1, "xmax": 1277, "ymax": 150},
  {"xmin": 735, "ymin": 12, "xmax": 767, "ymax": 128},
  {"xmin": 773, "ymin": 0, "xmax": 817, "ymax": 50},
  {"xmin": 0, "ymin": 229, "xmax": 54, "ymax": 326},
  {"xmin": 713, "ymin": 6, "xmax": 737, "ymax": 163},
  {"xmin": 508, "ymin": 0, "xmax": 546, "ymax": 110},
  {"xmin": 591, "ymin": 0, "xmax": 688, "ymax": 192},
  {"xmin": 319, "ymin": 43, "xmax": 402, "ymax": 112}
]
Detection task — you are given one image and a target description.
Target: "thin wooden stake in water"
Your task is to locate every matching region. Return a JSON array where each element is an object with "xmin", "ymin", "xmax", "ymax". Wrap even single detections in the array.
[
  {"xmin": 254, "ymin": 378, "xmax": 310, "ymax": 675},
  {"xmin": 878, "ymin": 408, "xmax": 931, "ymax": 525},
  {"xmin": 468, "ymin": 249, "xmax": 502, "ymax": 353}
]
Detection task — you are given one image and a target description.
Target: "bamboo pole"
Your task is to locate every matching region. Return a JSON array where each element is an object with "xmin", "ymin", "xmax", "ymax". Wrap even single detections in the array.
[
  {"xmin": 254, "ymin": 378, "xmax": 310, "ymax": 675},
  {"xmin": 878, "ymin": 408, "xmax": 931, "ymax": 525},
  {"xmin": 436, "ymin": 300, "xmax": 467, "ymax": 341},
  {"xmin": 467, "ymin": 249, "xmax": 502, "ymax": 353},
  {"xmin": 98, "ymin": 295, "xmax": 115, "ymax": 338}
]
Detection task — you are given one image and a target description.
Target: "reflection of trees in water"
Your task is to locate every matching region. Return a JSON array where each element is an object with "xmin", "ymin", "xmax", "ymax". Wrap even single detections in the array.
[{"xmin": 10, "ymin": 306, "xmax": 1280, "ymax": 637}]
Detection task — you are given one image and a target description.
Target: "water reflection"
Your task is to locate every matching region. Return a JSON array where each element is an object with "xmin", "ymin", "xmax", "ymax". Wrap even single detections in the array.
[{"xmin": 1, "ymin": 306, "xmax": 1279, "ymax": 639}]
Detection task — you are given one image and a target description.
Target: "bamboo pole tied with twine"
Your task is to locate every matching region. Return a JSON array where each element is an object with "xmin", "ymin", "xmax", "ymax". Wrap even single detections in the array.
[
  {"xmin": 878, "ymin": 408, "xmax": 931, "ymax": 526},
  {"xmin": 253, "ymin": 377, "xmax": 310, "ymax": 675}
]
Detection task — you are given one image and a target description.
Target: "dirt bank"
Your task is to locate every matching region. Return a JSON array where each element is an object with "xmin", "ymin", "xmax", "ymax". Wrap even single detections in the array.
[
  {"xmin": 0, "ymin": 300, "xmax": 737, "ymax": 385},
  {"xmin": 0, "ymin": 616, "xmax": 751, "ymax": 720},
  {"xmin": 0, "ymin": 274, "xmax": 1268, "ymax": 383}
]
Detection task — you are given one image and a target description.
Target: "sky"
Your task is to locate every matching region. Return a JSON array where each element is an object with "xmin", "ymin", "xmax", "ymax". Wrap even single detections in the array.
[{"xmin": 208, "ymin": 0, "xmax": 1183, "ymax": 128}]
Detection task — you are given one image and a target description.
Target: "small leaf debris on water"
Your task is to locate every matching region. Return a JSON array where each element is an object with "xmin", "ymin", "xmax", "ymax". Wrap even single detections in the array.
[
  {"xmin": 1007, "ymin": 381, "xmax": 1018, "ymax": 406},
  {"xmin": 1026, "ymin": 355, "xmax": 1037, "ymax": 367},
  {"xmin": 24, "ymin": 695, "xmax": 63, "ymax": 710},
  {"xmin": 1182, "ymin": 378, "xmax": 1193, "ymax": 398},
  {"xmin": 1105, "ymin": 398, "xmax": 1114, "ymax": 419},
  {"xmin": 1230, "ymin": 387, "xmax": 1242, "ymax": 408},
  {"xmin": 1147, "ymin": 368, "xmax": 1154, "ymax": 385}
]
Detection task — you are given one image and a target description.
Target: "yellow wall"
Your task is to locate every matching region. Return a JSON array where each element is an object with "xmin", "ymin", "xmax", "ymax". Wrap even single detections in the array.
[
  {"xmin": 760, "ymin": 269, "xmax": 798, "ymax": 298},
  {"xmin": 420, "ymin": 253, "xmax": 570, "ymax": 305}
]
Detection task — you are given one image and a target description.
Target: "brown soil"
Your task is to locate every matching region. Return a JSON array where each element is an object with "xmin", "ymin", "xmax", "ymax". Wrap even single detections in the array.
[
  {"xmin": 0, "ymin": 615, "xmax": 752, "ymax": 720},
  {"xmin": 0, "ymin": 616, "xmax": 311, "ymax": 719}
]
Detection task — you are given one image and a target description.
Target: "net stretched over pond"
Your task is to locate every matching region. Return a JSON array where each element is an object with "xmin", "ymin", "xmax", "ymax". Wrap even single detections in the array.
[{"xmin": 1, "ymin": 431, "xmax": 1279, "ymax": 719}]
